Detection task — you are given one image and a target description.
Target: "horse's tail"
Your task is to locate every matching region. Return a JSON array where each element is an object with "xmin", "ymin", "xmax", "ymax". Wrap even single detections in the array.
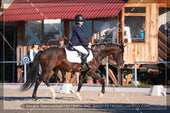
[{"xmin": 21, "ymin": 51, "xmax": 43, "ymax": 91}]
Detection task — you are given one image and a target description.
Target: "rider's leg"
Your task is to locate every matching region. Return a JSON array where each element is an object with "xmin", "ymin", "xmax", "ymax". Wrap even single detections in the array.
[{"xmin": 73, "ymin": 46, "xmax": 89, "ymax": 71}]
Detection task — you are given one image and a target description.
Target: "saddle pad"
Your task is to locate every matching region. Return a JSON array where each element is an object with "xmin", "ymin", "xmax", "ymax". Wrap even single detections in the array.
[{"xmin": 65, "ymin": 48, "xmax": 93, "ymax": 63}]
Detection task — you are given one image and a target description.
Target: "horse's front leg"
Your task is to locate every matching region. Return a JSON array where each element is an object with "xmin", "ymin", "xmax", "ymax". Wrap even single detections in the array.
[
  {"xmin": 76, "ymin": 72, "xmax": 85, "ymax": 101},
  {"xmin": 88, "ymin": 72, "xmax": 105, "ymax": 99}
]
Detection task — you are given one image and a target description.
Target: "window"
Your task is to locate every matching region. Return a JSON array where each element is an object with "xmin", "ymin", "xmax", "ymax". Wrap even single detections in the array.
[
  {"xmin": 24, "ymin": 19, "xmax": 64, "ymax": 46},
  {"xmin": 125, "ymin": 7, "xmax": 145, "ymax": 13},
  {"xmin": 93, "ymin": 17, "xmax": 117, "ymax": 44},
  {"xmin": 69, "ymin": 20, "xmax": 92, "ymax": 42},
  {"xmin": 124, "ymin": 16, "xmax": 145, "ymax": 43},
  {"xmin": 123, "ymin": 6, "xmax": 146, "ymax": 43},
  {"xmin": 24, "ymin": 21, "xmax": 42, "ymax": 46},
  {"xmin": 44, "ymin": 19, "xmax": 64, "ymax": 45}
]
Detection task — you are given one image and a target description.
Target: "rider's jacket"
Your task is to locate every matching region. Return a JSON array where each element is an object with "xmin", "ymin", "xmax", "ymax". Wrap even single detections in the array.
[{"xmin": 70, "ymin": 23, "xmax": 89, "ymax": 47}]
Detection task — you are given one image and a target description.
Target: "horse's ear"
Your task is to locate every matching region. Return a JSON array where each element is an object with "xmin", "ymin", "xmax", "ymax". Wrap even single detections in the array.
[{"xmin": 91, "ymin": 45, "xmax": 95, "ymax": 49}]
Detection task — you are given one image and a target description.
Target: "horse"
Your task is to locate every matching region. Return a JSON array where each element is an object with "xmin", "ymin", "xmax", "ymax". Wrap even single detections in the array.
[{"xmin": 21, "ymin": 43, "xmax": 124, "ymax": 101}]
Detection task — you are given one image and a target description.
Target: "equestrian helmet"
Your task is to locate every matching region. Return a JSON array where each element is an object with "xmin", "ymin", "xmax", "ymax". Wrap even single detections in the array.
[
  {"xmin": 74, "ymin": 14, "xmax": 84, "ymax": 21},
  {"xmin": 33, "ymin": 42, "xmax": 40, "ymax": 45}
]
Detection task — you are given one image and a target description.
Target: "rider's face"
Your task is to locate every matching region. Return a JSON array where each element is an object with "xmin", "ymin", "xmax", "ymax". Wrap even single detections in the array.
[
  {"xmin": 78, "ymin": 21, "xmax": 84, "ymax": 25},
  {"xmin": 34, "ymin": 45, "xmax": 39, "ymax": 50}
]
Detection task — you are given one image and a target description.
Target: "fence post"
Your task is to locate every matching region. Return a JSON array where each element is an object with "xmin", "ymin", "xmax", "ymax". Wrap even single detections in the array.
[
  {"xmin": 106, "ymin": 61, "xmax": 109, "ymax": 86},
  {"xmin": 135, "ymin": 62, "xmax": 137, "ymax": 86},
  {"xmin": 24, "ymin": 63, "xmax": 27, "ymax": 83},
  {"xmin": 76, "ymin": 72, "xmax": 79, "ymax": 84},
  {"xmin": 117, "ymin": 67, "xmax": 122, "ymax": 85}
]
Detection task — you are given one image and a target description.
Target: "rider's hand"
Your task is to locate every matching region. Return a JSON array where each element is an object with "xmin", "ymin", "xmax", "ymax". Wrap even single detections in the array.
[{"xmin": 88, "ymin": 43, "xmax": 92, "ymax": 48}]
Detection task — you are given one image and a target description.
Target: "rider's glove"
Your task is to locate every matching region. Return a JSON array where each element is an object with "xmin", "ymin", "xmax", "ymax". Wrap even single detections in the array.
[{"xmin": 88, "ymin": 43, "xmax": 92, "ymax": 48}]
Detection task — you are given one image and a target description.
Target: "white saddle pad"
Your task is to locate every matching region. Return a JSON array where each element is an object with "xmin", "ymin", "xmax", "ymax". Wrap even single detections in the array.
[{"xmin": 65, "ymin": 48, "xmax": 93, "ymax": 63}]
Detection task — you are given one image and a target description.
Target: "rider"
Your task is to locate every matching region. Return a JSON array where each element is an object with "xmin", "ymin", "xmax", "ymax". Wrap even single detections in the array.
[
  {"xmin": 29, "ymin": 42, "xmax": 42, "ymax": 75},
  {"xmin": 30, "ymin": 42, "xmax": 40, "ymax": 64},
  {"xmin": 70, "ymin": 14, "xmax": 91, "ymax": 71}
]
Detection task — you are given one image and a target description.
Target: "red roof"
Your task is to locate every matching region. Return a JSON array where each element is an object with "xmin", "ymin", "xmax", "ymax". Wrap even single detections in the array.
[{"xmin": 0, "ymin": 0, "xmax": 126, "ymax": 22}]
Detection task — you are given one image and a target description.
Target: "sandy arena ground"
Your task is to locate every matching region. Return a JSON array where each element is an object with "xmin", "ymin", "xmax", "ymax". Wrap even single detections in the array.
[{"xmin": 1, "ymin": 85, "xmax": 167, "ymax": 111}]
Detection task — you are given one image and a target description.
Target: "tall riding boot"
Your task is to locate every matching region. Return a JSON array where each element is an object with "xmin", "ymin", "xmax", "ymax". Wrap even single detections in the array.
[{"xmin": 81, "ymin": 54, "xmax": 89, "ymax": 72}]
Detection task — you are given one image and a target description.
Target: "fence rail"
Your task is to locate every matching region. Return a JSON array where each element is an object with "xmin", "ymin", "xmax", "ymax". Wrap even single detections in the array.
[
  {"xmin": 0, "ymin": 60, "xmax": 110, "ymax": 85},
  {"xmin": 0, "ymin": 61, "xmax": 28, "ymax": 83}
]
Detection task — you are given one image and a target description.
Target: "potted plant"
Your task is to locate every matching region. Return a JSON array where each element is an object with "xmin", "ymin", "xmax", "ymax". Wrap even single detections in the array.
[
  {"xmin": 85, "ymin": 74, "xmax": 93, "ymax": 84},
  {"xmin": 96, "ymin": 71, "xmax": 107, "ymax": 85},
  {"xmin": 96, "ymin": 73, "xmax": 101, "ymax": 85}
]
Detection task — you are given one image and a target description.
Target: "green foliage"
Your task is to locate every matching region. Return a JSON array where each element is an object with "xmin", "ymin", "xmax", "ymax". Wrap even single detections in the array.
[{"xmin": 85, "ymin": 74, "xmax": 93, "ymax": 79}]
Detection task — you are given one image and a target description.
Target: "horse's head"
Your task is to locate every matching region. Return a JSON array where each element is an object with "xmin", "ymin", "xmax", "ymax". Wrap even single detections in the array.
[{"xmin": 92, "ymin": 43, "xmax": 125, "ymax": 68}]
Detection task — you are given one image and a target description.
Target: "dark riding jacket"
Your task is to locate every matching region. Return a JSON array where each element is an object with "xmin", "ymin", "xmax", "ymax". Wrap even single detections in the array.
[{"xmin": 70, "ymin": 23, "xmax": 89, "ymax": 47}]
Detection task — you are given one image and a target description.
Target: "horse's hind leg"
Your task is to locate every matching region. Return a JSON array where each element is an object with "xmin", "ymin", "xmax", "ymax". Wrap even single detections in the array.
[
  {"xmin": 43, "ymin": 71, "xmax": 56, "ymax": 100},
  {"xmin": 32, "ymin": 77, "xmax": 41, "ymax": 100}
]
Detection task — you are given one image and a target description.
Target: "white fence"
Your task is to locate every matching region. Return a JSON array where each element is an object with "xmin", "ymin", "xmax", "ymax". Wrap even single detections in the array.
[
  {"xmin": 0, "ymin": 61, "xmax": 28, "ymax": 83},
  {"xmin": 0, "ymin": 61, "xmax": 110, "ymax": 85}
]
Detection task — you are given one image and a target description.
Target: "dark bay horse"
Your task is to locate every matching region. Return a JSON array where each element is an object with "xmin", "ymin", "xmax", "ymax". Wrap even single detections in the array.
[{"xmin": 21, "ymin": 43, "xmax": 124, "ymax": 101}]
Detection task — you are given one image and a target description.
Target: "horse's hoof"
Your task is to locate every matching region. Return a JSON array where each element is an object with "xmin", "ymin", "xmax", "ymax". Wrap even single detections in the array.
[
  {"xmin": 32, "ymin": 96, "xmax": 38, "ymax": 101},
  {"xmin": 49, "ymin": 86, "xmax": 56, "ymax": 100},
  {"xmin": 51, "ymin": 93, "xmax": 56, "ymax": 100},
  {"xmin": 76, "ymin": 92, "xmax": 82, "ymax": 101},
  {"xmin": 52, "ymin": 95, "xmax": 56, "ymax": 100},
  {"xmin": 34, "ymin": 98, "xmax": 38, "ymax": 101},
  {"xmin": 98, "ymin": 93, "xmax": 104, "ymax": 99}
]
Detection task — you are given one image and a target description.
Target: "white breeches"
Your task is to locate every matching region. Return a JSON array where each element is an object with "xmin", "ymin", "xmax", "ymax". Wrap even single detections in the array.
[{"xmin": 73, "ymin": 46, "xmax": 88, "ymax": 54}]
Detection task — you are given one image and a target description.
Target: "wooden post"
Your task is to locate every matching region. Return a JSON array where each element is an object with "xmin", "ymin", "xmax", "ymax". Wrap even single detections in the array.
[
  {"xmin": 70, "ymin": 73, "xmax": 77, "ymax": 83},
  {"xmin": 64, "ymin": 19, "xmax": 70, "ymax": 45},
  {"xmin": 41, "ymin": 20, "xmax": 44, "ymax": 44},
  {"xmin": 117, "ymin": 14, "xmax": 120, "ymax": 43},
  {"xmin": 91, "ymin": 19, "xmax": 94, "ymax": 44},
  {"xmin": 17, "ymin": 21, "xmax": 25, "ymax": 82},
  {"xmin": 17, "ymin": 21, "xmax": 25, "ymax": 45},
  {"xmin": 66, "ymin": 72, "xmax": 72, "ymax": 83},
  {"xmin": 120, "ymin": 9, "xmax": 124, "ymax": 44},
  {"xmin": 108, "ymin": 68, "xmax": 119, "ymax": 86},
  {"xmin": 70, "ymin": 73, "xmax": 81, "ymax": 83},
  {"xmin": 117, "ymin": 67, "xmax": 122, "ymax": 85},
  {"xmin": 104, "ymin": 66, "xmax": 119, "ymax": 86}
]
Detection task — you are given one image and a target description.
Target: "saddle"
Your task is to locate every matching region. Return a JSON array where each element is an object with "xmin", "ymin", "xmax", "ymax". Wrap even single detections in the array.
[{"xmin": 65, "ymin": 46, "xmax": 93, "ymax": 63}]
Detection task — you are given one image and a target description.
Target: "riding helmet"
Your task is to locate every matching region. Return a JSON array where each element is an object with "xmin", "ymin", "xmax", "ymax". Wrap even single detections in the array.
[
  {"xmin": 33, "ymin": 42, "xmax": 40, "ymax": 45},
  {"xmin": 74, "ymin": 14, "xmax": 84, "ymax": 21}
]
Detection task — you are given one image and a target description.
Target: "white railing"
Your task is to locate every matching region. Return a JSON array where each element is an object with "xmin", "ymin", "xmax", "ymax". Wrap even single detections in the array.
[
  {"xmin": 0, "ymin": 61, "xmax": 28, "ymax": 83},
  {"xmin": 0, "ymin": 61, "xmax": 109, "ymax": 85}
]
